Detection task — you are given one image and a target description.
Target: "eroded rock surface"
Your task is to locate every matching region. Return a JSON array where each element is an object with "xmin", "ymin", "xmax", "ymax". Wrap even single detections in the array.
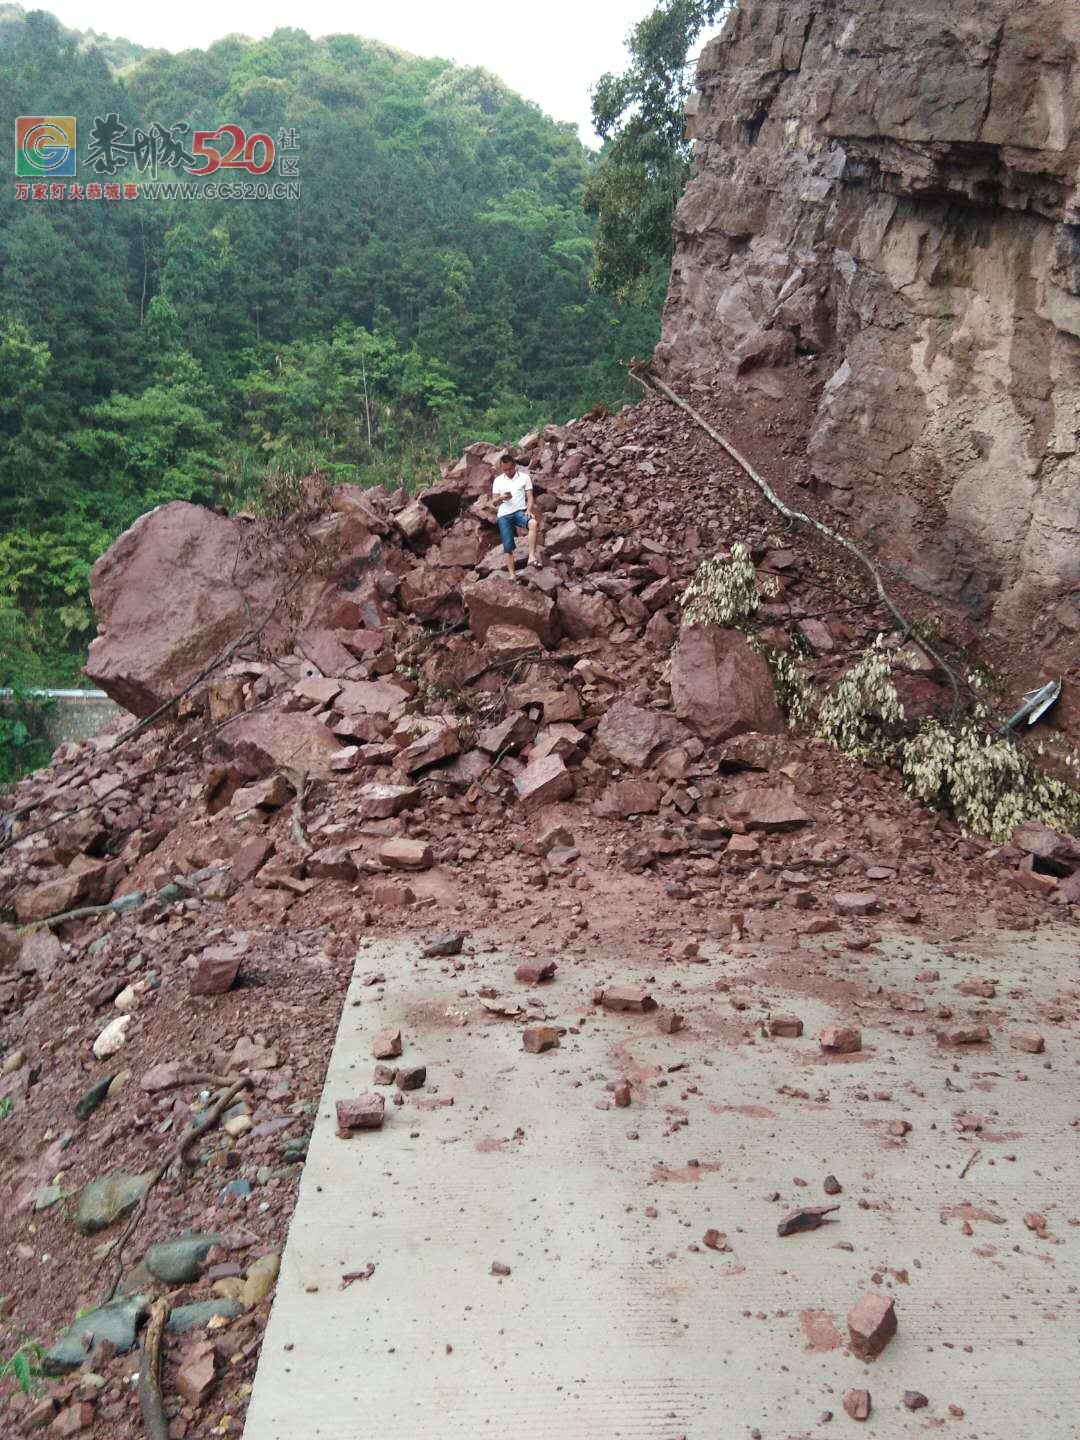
[{"xmin": 658, "ymin": 0, "xmax": 1080, "ymax": 618}]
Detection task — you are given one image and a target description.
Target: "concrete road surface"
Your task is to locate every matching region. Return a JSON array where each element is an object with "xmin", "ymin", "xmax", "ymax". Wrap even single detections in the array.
[{"xmin": 245, "ymin": 929, "xmax": 1080, "ymax": 1438}]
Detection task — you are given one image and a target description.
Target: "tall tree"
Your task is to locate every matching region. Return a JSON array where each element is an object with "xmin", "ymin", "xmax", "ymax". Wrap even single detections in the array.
[{"xmin": 585, "ymin": 0, "xmax": 732, "ymax": 301}]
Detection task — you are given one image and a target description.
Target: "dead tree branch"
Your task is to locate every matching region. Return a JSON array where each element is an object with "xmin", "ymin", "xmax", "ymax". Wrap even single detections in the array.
[
  {"xmin": 97, "ymin": 1075, "xmax": 253, "ymax": 1303},
  {"xmin": 137, "ymin": 1297, "xmax": 171, "ymax": 1440}
]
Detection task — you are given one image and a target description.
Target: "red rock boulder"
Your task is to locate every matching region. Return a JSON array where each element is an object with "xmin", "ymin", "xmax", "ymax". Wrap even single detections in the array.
[
  {"xmin": 85, "ymin": 502, "xmax": 325, "ymax": 716},
  {"xmin": 670, "ymin": 625, "xmax": 784, "ymax": 742},
  {"xmin": 463, "ymin": 578, "xmax": 558, "ymax": 648}
]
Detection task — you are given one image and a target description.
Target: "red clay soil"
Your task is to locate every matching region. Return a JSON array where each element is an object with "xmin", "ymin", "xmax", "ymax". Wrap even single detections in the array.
[{"xmin": 1, "ymin": 390, "xmax": 1076, "ymax": 1438}]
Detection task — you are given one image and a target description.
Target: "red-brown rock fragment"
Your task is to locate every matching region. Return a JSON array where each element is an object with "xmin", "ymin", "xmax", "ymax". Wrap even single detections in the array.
[
  {"xmin": 769, "ymin": 1014, "xmax": 804, "ymax": 1038},
  {"xmin": 819, "ymin": 1024, "xmax": 861, "ymax": 1054},
  {"xmin": 515, "ymin": 960, "xmax": 557, "ymax": 984},
  {"xmin": 522, "ymin": 1026, "xmax": 559, "ymax": 1054},
  {"xmin": 843, "ymin": 1389, "xmax": 871, "ymax": 1421},
  {"xmin": 372, "ymin": 1029, "xmax": 402, "ymax": 1060},
  {"xmin": 598, "ymin": 986, "xmax": 657, "ymax": 1013},
  {"xmin": 847, "ymin": 1293, "xmax": 897, "ymax": 1359},
  {"xmin": 336, "ymin": 1094, "xmax": 385, "ymax": 1135},
  {"xmin": 777, "ymin": 1204, "xmax": 840, "ymax": 1237}
]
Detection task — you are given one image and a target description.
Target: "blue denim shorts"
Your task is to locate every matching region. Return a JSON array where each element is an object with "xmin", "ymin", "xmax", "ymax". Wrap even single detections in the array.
[{"xmin": 498, "ymin": 510, "xmax": 529, "ymax": 553}]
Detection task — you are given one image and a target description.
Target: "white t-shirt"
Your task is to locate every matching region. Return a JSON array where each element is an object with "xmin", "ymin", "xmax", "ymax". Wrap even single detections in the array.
[{"xmin": 492, "ymin": 467, "xmax": 533, "ymax": 518}]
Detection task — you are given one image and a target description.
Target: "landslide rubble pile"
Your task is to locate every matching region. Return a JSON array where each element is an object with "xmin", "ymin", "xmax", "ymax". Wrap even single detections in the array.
[{"xmin": 1, "ymin": 394, "xmax": 1077, "ymax": 1435}]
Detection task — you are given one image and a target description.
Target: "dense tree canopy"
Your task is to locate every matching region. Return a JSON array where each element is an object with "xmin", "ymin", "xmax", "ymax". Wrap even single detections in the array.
[{"xmin": 0, "ymin": 8, "xmax": 664, "ymax": 681}]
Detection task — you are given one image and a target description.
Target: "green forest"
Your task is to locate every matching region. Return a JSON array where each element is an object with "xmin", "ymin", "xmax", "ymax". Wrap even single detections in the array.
[{"xmin": 0, "ymin": 4, "xmax": 671, "ymax": 690}]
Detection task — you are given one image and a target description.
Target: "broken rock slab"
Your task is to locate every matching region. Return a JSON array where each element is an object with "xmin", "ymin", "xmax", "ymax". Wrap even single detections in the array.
[
  {"xmin": 725, "ymin": 787, "xmax": 810, "ymax": 831},
  {"xmin": 594, "ymin": 780, "xmax": 663, "ymax": 818},
  {"xmin": 522, "ymin": 1026, "xmax": 560, "ymax": 1053},
  {"xmin": 217, "ymin": 709, "xmax": 341, "ymax": 777},
  {"xmin": 189, "ymin": 937, "xmax": 249, "ymax": 997},
  {"xmin": 379, "ymin": 838, "xmax": 434, "ymax": 871},
  {"xmin": 372, "ymin": 1029, "xmax": 403, "ymax": 1060},
  {"xmin": 463, "ymin": 577, "xmax": 558, "ymax": 647},
  {"xmin": 777, "ymin": 1204, "xmax": 840, "ymax": 1237},
  {"xmin": 768, "ymin": 1014, "xmax": 804, "ymax": 1038},
  {"xmin": 356, "ymin": 783, "xmax": 421, "ymax": 820},
  {"xmin": 820, "ymin": 1024, "xmax": 862, "ymax": 1054},
  {"xmin": 515, "ymin": 960, "xmax": 556, "ymax": 984},
  {"xmin": 942, "ymin": 1024, "xmax": 991, "ymax": 1046},
  {"xmin": 595, "ymin": 699, "xmax": 684, "ymax": 769},
  {"xmin": 176, "ymin": 1349, "xmax": 217, "ymax": 1406},
  {"xmin": 397, "ymin": 719, "xmax": 460, "ymax": 775},
  {"xmin": 843, "ymin": 1389, "xmax": 871, "ymax": 1421},
  {"xmin": 333, "ymin": 678, "xmax": 410, "ymax": 720},
  {"xmin": 514, "ymin": 754, "xmax": 574, "ymax": 810},
  {"xmin": 597, "ymin": 986, "xmax": 657, "ymax": 1013},
  {"xmin": 336, "ymin": 1095, "xmax": 385, "ymax": 1135},
  {"xmin": 831, "ymin": 891, "xmax": 880, "ymax": 917}
]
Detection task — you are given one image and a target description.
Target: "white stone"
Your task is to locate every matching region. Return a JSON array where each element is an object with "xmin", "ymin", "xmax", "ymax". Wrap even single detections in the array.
[{"xmin": 92, "ymin": 1014, "xmax": 131, "ymax": 1059}]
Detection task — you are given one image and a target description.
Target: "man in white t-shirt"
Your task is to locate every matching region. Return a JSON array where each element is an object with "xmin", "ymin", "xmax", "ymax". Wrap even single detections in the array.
[{"xmin": 492, "ymin": 451, "xmax": 541, "ymax": 579}]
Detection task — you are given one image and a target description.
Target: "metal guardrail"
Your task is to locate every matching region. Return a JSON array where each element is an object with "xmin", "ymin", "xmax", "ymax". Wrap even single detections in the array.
[{"xmin": 0, "ymin": 689, "xmax": 110, "ymax": 700}]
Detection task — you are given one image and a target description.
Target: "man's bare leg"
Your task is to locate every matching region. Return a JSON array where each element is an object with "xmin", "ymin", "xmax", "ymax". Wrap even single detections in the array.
[
  {"xmin": 527, "ymin": 517, "xmax": 541, "ymax": 567},
  {"xmin": 506, "ymin": 551, "xmax": 517, "ymax": 580}
]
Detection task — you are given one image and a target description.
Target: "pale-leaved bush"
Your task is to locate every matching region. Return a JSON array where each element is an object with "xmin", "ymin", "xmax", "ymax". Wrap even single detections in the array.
[
  {"xmin": 762, "ymin": 648, "xmax": 815, "ymax": 728},
  {"xmin": 680, "ymin": 543, "xmax": 778, "ymax": 628},
  {"xmin": 815, "ymin": 637, "xmax": 904, "ymax": 758},
  {"xmin": 899, "ymin": 717, "xmax": 1080, "ymax": 843}
]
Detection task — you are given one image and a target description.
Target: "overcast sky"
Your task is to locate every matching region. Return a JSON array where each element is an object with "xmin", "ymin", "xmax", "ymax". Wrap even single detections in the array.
[{"xmin": 42, "ymin": 0, "xmax": 724, "ymax": 144}]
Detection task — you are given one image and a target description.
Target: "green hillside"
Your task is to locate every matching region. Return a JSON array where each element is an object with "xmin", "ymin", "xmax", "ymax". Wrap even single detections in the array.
[{"xmin": 0, "ymin": 9, "xmax": 663, "ymax": 683}]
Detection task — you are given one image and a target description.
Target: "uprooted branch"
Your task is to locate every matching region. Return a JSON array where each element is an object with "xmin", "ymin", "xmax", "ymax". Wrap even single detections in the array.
[
  {"xmin": 97, "ymin": 1074, "xmax": 254, "ymax": 1304},
  {"xmin": 285, "ymin": 767, "xmax": 313, "ymax": 853}
]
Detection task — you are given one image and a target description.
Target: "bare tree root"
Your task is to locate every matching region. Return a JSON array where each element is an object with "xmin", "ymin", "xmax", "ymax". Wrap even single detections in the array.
[
  {"xmin": 138, "ymin": 1297, "xmax": 171, "ymax": 1440},
  {"xmin": 97, "ymin": 1075, "xmax": 254, "ymax": 1304},
  {"xmin": 629, "ymin": 363, "xmax": 962, "ymax": 709}
]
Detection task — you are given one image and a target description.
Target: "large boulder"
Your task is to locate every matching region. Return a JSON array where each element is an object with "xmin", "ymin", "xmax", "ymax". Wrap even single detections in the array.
[
  {"xmin": 669, "ymin": 625, "xmax": 785, "ymax": 742},
  {"xmin": 399, "ymin": 566, "xmax": 466, "ymax": 623},
  {"xmin": 555, "ymin": 590, "xmax": 617, "ymax": 640},
  {"xmin": 85, "ymin": 501, "xmax": 387, "ymax": 717},
  {"xmin": 463, "ymin": 578, "xmax": 558, "ymax": 648},
  {"xmin": 440, "ymin": 441, "xmax": 502, "ymax": 494},
  {"xmin": 86, "ymin": 504, "xmax": 288, "ymax": 715}
]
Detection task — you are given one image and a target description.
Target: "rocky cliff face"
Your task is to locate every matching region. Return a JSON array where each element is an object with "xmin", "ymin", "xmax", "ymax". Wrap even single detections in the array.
[{"xmin": 657, "ymin": 0, "xmax": 1080, "ymax": 623}]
